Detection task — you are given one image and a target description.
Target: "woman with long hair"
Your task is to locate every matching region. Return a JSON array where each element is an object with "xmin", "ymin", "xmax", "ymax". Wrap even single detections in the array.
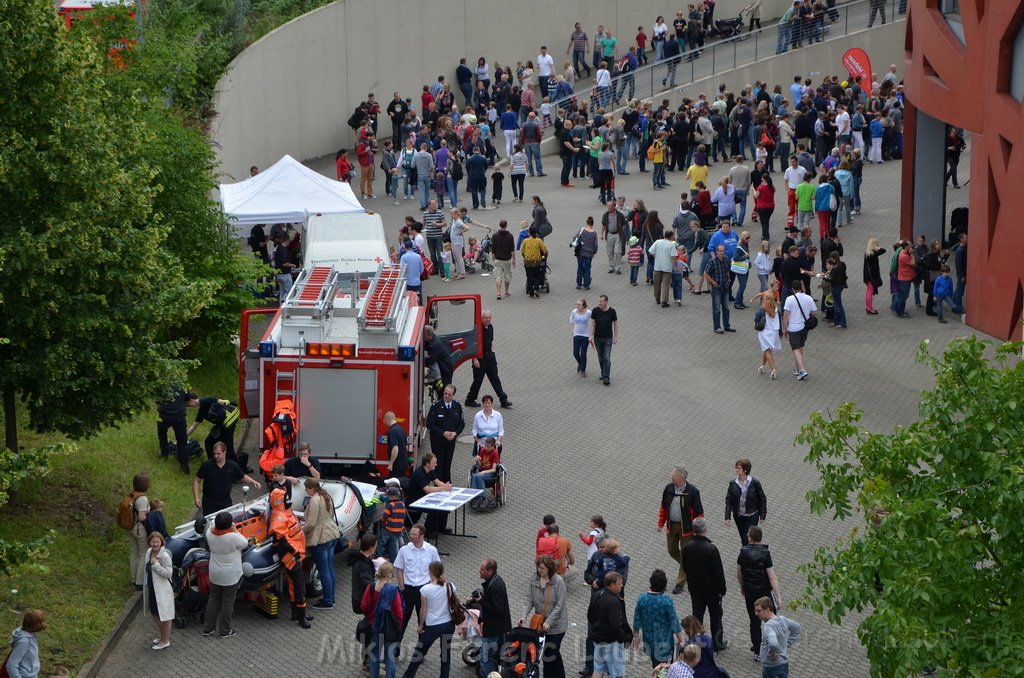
[
  {"xmin": 642, "ymin": 210, "xmax": 665, "ymax": 284},
  {"xmin": 756, "ymin": 295, "xmax": 782, "ymax": 379},
  {"xmin": 144, "ymin": 532, "xmax": 175, "ymax": 650},
  {"xmin": 863, "ymin": 237, "xmax": 886, "ymax": 315},
  {"xmin": 361, "ymin": 562, "xmax": 403, "ymax": 678},
  {"xmin": 570, "ymin": 298, "xmax": 592, "ymax": 376},
  {"xmin": 403, "ymin": 561, "xmax": 455, "ymax": 678},
  {"xmin": 303, "ymin": 479, "xmax": 341, "ymax": 609},
  {"xmin": 752, "ymin": 174, "xmax": 775, "ymax": 241},
  {"xmin": 681, "ymin": 615, "xmax": 718, "ymax": 678}
]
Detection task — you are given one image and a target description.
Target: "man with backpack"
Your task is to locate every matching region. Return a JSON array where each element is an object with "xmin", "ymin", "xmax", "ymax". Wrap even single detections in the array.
[{"xmin": 186, "ymin": 395, "xmax": 241, "ymax": 465}]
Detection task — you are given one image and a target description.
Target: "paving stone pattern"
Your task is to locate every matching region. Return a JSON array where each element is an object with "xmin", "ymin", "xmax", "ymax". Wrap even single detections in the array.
[{"xmin": 102, "ymin": 148, "xmax": 975, "ymax": 677}]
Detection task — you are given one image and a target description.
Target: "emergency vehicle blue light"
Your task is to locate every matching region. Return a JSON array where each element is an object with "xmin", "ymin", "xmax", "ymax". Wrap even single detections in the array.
[
  {"xmin": 396, "ymin": 345, "xmax": 415, "ymax": 361},
  {"xmin": 259, "ymin": 341, "xmax": 275, "ymax": 357}
]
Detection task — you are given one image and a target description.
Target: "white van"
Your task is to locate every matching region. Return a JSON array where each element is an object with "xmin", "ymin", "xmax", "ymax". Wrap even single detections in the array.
[{"xmin": 303, "ymin": 212, "xmax": 390, "ymax": 275}]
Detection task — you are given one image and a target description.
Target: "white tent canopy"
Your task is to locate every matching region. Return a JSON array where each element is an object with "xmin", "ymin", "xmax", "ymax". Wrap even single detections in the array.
[{"xmin": 219, "ymin": 154, "xmax": 363, "ymax": 226}]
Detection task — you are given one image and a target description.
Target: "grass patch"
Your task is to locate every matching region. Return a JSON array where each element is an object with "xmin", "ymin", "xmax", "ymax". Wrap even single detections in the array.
[{"xmin": 0, "ymin": 343, "xmax": 239, "ymax": 674}]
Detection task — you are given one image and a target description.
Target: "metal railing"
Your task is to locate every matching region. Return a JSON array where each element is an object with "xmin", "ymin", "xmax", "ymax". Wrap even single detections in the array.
[{"xmin": 551, "ymin": 0, "xmax": 907, "ymax": 111}]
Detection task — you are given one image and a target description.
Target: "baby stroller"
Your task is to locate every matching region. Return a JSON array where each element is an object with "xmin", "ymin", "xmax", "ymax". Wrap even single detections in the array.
[
  {"xmin": 526, "ymin": 262, "xmax": 552, "ymax": 296},
  {"xmin": 173, "ymin": 548, "xmax": 211, "ymax": 628},
  {"xmin": 458, "ymin": 589, "xmax": 484, "ymax": 667},
  {"xmin": 714, "ymin": 15, "xmax": 745, "ymax": 38},
  {"xmin": 499, "ymin": 626, "xmax": 547, "ymax": 678}
]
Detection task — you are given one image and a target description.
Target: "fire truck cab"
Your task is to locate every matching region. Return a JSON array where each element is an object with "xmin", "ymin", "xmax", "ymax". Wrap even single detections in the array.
[{"xmin": 239, "ymin": 263, "xmax": 481, "ymax": 474}]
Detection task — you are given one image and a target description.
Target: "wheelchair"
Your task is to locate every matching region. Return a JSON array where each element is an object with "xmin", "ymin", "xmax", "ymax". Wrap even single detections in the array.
[{"xmin": 467, "ymin": 461, "xmax": 507, "ymax": 510}]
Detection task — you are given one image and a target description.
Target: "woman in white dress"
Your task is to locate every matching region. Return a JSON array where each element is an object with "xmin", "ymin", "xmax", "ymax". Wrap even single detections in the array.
[{"xmin": 756, "ymin": 296, "xmax": 782, "ymax": 379}]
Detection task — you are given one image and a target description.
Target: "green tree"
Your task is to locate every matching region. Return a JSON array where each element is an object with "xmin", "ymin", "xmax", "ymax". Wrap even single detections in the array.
[
  {"xmin": 0, "ymin": 0, "xmax": 208, "ymax": 451},
  {"xmin": 797, "ymin": 337, "xmax": 1024, "ymax": 677}
]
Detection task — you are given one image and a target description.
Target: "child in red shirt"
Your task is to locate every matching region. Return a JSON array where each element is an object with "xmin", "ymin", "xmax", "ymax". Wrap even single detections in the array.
[{"xmin": 470, "ymin": 437, "xmax": 500, "ymax": 490}]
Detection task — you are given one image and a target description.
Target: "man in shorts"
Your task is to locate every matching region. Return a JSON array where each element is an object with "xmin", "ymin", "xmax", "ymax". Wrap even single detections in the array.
[
  {"xmin": 490, "ymin": 219, "xmax": 516, "ymax": 299},
  {"xmin": 782, "ymin": 280, "xmax": 818, "ymax": 381}
]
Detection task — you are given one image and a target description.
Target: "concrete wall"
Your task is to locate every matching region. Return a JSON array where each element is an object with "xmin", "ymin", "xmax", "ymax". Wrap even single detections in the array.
[{"xmin": 212, "ymin": 0, "xmax": 856, "ymax": 180}]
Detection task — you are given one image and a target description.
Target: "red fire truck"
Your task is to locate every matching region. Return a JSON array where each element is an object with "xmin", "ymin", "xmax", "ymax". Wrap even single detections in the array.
[{"xmin": 238, "ymin": 263, "xmax": 481, "ymax": 474}]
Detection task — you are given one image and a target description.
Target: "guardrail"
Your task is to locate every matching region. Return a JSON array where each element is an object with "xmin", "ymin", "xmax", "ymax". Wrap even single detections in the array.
[{"xmin": 552, "ymin": 0, "xmax": 906, "ymax": 110}]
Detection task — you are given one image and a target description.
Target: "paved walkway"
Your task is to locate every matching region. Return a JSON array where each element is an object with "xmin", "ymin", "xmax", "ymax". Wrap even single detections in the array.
[{"xmin": 102, "ymin": 146, "xmax": 973, "ymax": 677}]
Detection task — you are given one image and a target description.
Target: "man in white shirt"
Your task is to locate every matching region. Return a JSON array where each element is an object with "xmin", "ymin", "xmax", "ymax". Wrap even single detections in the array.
[
  {"xmin": 834, "ymin": 104, "xmax": 851, "ymax": 146},
  {"xmin": 537, "ymin": 46, "xmax": 556, "ymax": 99},
  {"xmin": 783, "ymin": 155, "xmax": 807, "ymax": 228},
  {"xmin": 394, "ymin": 524, "xmax": 440, "ymax": 635},
  {"xmin": 782, "ymin": 280, "xmax": 817, "ymax": 380}
]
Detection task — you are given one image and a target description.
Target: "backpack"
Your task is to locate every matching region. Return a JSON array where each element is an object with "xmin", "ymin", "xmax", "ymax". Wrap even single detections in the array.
[
  {"xmin": 450, "ymin": 158, "xmax": 464, "ymax": 181},
  {"xmin": 117, "ymin": 490, "xmax": 143, "ymax": 530},
  {"xmin": 402, "ymin": 151, "xmax": 414, "ymax": 170},
  {"xmin": 646, "ymin": 144, "xmax": 657, "ymax": 161},
  {"xmin": 347, "ymin": 109, "xmax": 364, "ymax": 130}
]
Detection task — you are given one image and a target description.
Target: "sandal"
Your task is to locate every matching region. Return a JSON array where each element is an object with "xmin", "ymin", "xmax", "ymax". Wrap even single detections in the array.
[
  {"xmin": 770, "ymin": 370, "xmax": 777, "ymax": 380},
  {"xmin": 690, "ymin": 290, "xmax": 702, "ymax": 295}
]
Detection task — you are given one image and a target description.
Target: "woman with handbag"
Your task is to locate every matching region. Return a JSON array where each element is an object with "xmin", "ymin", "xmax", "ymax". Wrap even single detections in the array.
[
  {"xmin": 520, "ymin": 555, "xmax": 568, "ymax": 678},
  {"xmin": 402, "ymin": 561, "xmax": 456, "ymax": 678},
  {"xmin": 362, "ymin": 562, "xmax": 404, "ymax": 678},
  {"xmin": 631, "ymin": 569, "xmax": 684, "ymax": 668}
]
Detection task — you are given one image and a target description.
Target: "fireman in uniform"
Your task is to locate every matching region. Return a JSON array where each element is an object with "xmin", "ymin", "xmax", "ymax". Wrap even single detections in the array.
[
  {"xmin": 267, "ymin": 488, "xmax": 312, "ymax": 628},
  {"xmin": 186, "ymin": 395, "xmax": 240, "ymax": 463},
  {"xmin": 464, "ymin": 310, "xmax": 513, "ymax": 409},
  {"xmin": 157, "ymin": 388, "xmax": 197, "ymax": 475}
]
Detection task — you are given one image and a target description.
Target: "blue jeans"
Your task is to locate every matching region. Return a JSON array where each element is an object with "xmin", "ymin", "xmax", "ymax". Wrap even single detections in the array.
[
  {"xmin": 851, "ymin": 175, "xmax": 862, "ymax": 210},
  {"xmin": 375, "ymin": 530, "xmax": 401, "ymax": 563},
  {"xmin": 735, "ymin": 189, "xmax": 749, "ymax": 224},
  {"xmin": 671, "ymin": 273, "xmax": 683, "ymax": 301},
  {"xmin": 277, "ymin": 272, "xmax": 293, "ymax": 304},
  {"xmin": 912, "ymin": 280, "xmax": 922, "ymax": 306},
  {"xmin": 735, "ymin": 273, "xmax": 749, "ymax": 305},
  {"xmin": 895, "ymin": 280, "xmax": 912, "ymax": 314},
  {"xmin": 630, "ymin": 264, "xmax": 641, "ymax": 284},
  {"xmin": 935, "ymin": 296, "xmax": 960, "ymax": 320},
  {"xmin": 776, "ymin": 23, "xmax": 790, "ymax": 53},
  {"xmin": 459, "ymin": 82, "xmax": 473, "ymax": 107},
  {"xmin": 646, "ymin": 255, "xmax": 656, "ymax": 282},
  {"xmin": 616, "ymin": 147, "xmax": 628, "ymax": 174},
  {"xmin": 573, "ymin": 49, "xmax": 590, "ymax": 76},
  {"xmin": 654, "ymin": 40, "xmax": 665, "ymax": 61},
  {"xmin": 525, "ymin": 143, "xmax": 543, "ymax": 175},
  {"xmin": 309, "ymin": 538, "xmax": 338, "ymax": 605},
  {"xmin": 446, "ymin": 175, "xmax": 458, "ymax": 207},
  {"xmin": 953, "ymin": 277, "xmax": 966, "ymax": 311},
  {"xmin": 403, "ymin": 620, "xmax": 454, "ymax": 678},
  {"xmin": 480, "ymin": 635, "xmax": 502, "ymax": 675},
  {"xmin": 573, "ymin": 335, "xmax": 589, "ymax": 371},
  {"xmin": 653, "ymin": 163, "xmax": 666, "ymax": 187},
  {"xmin": 595, "ymin": 337, "xmax": 613, "ymax": 381},
  {"xmin": 833, "ymin": 287, "xmax": 847, "ymax": 327},
  {"xmin": 369, "ymin": 633, "xmax": 398, "ymax": 678},
  {"xmin": 402, "ymin": 169, "xmax": 415, "ymax": 197},
  {"xmin": 418, "ymin": 176, "xmax": 431, "ymax": 209},
  {"xmin": 625, "ymin": 135, "xmax": 638, "ymax": 160},
  {"xmin": 762, "ymin": 663, "xmax": 790, "ymax": 678},
  {"xmin": 711, "ymin": 286, "xmax": 731, "ymax": 330},
  {"xmin": 576, "ymin": 255, "xmax": 593, "ymax": 288}
]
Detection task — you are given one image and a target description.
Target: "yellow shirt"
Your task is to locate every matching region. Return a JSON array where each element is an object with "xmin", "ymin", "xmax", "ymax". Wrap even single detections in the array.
[
  {"xmin": 520, "ymin": 237, "xmax": 548, "ymax": 265},
  {"xmin": 650, "ymin": 141, "xmax": 666, "ymax": 164},
  {"xmin": 687, "ymin": 163, "xmax": 708, "ymax": 191}
]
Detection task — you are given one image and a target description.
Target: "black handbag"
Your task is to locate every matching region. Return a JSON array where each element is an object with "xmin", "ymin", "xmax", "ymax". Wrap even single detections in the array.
[
  {"xmin": 797, "ymin": 294, "xmax": 818, "ymax": 330},
  {"xmin": 382, "ymin": 610, "xmax": 402, "ymax": 643}
]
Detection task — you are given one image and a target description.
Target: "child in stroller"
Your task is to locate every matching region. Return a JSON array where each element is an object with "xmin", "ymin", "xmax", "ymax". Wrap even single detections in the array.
[
  {"xmin": 464, "ymin": 230, "xmax": 495, "ymax": 274},
  {"xmin": 174, "ymin": 548, "xmax": 211, "ymax": 628},
  {"xmin": 714, "ymin": 15, "xmax": 745, "ymax": 38},
  {"xmin": 498, "ymin": 626, "xmax": 547, "ymax": 678}
]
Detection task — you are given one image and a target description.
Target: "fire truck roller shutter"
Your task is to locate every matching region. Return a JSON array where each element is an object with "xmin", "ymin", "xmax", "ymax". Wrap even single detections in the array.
[{"xmin": 296, "ymin": 367, "xmax": 377, "ymax": 462}]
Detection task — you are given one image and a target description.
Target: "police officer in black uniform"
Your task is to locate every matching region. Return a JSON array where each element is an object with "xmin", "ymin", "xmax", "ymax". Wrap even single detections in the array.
[
  {"xmin": 157, "ymin": 388, "xmax": 196, "ymax": 475},
  {"xmin": 464, "ymin": 310, "xmax": 513, "ymax": 408}
]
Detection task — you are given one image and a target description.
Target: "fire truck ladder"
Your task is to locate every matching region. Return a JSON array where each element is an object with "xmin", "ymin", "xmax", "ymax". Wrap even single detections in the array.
[
  {"xmin": 357, "ymin": 263, "xmax": 408, "ymax": 332},
  {"xmin": 282, "ymin": 265, "xmax": 341, "ymax": 321}
]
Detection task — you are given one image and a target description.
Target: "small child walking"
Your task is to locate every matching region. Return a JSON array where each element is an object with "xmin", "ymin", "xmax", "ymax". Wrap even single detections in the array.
[
  {"xmin": 491, "ymin": 169, "xmax": 505, "ymax": 206},
  {"xmin": 433, "ymin": 170, "xmax": 448, "ymax": 208},
  {"xmin": 672, "ymin": 246, "xmax": 693, "ymax": 304},
  {"xmin": 375, "ymin": 487, "xmax": 406, "ymax": 562},
  {"xmin": 540, "ymin": 97, "xmax": 553, "ymax": 129},
  {"xmin": 627, "ymin": 236, "xmax": 644, "ymax": 286},
  {"xmin": 576, "ymin": 515, "xmax": 607, "ymax": 560},
  {"xmin": 441, "ymin": 243, "xmax": 453, "ymax": 280}
]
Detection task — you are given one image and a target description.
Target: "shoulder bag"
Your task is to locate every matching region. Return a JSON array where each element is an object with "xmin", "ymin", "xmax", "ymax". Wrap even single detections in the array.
[
  {"xmin": 529, "ymin": 581, "xmax": 553, "ymax": 631},
  {"xmin": 447, "ymin": 583, "xmax": 466, "ymax": 625},
  {"xmin": 796, "ymin": 294, "xmax": 818, "ymax": 330},
  {"xmin": 730, "ymin": 246, "xmax": 750, "ymax": 275}
]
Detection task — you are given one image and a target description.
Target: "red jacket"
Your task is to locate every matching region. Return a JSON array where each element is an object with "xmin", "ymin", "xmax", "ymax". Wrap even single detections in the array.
[
  {"xmin": 356, "ymin": 142, "xmax": 373, "ymax": 168},
  {"xmin": 361, "ymin": 583, "xmax": 404, "ymax": 626},
  {"xmin": 336, "ymin": 156, "xmax": 352, "ymax": 181}
]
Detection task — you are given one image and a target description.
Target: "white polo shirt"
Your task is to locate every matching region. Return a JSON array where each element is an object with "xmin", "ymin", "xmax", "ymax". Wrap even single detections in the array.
[
  {"xmin": 537, "ymin": 53, "xmax": 555, "ymax": 78},
  {"xmin": 394, "ymin": 540, "xmax": 440, "ymax": 587}
]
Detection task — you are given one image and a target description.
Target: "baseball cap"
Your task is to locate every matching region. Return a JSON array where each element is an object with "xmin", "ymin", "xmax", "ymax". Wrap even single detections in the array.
[{"xmin": 629, "ymin": 236, "xmax": 639, "ymax": 245}]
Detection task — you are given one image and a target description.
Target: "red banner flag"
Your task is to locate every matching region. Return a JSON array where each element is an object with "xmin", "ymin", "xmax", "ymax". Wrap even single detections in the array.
[{"xmin": 842, "ymin": 48, "xmax": 873, "ymax": 87}]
